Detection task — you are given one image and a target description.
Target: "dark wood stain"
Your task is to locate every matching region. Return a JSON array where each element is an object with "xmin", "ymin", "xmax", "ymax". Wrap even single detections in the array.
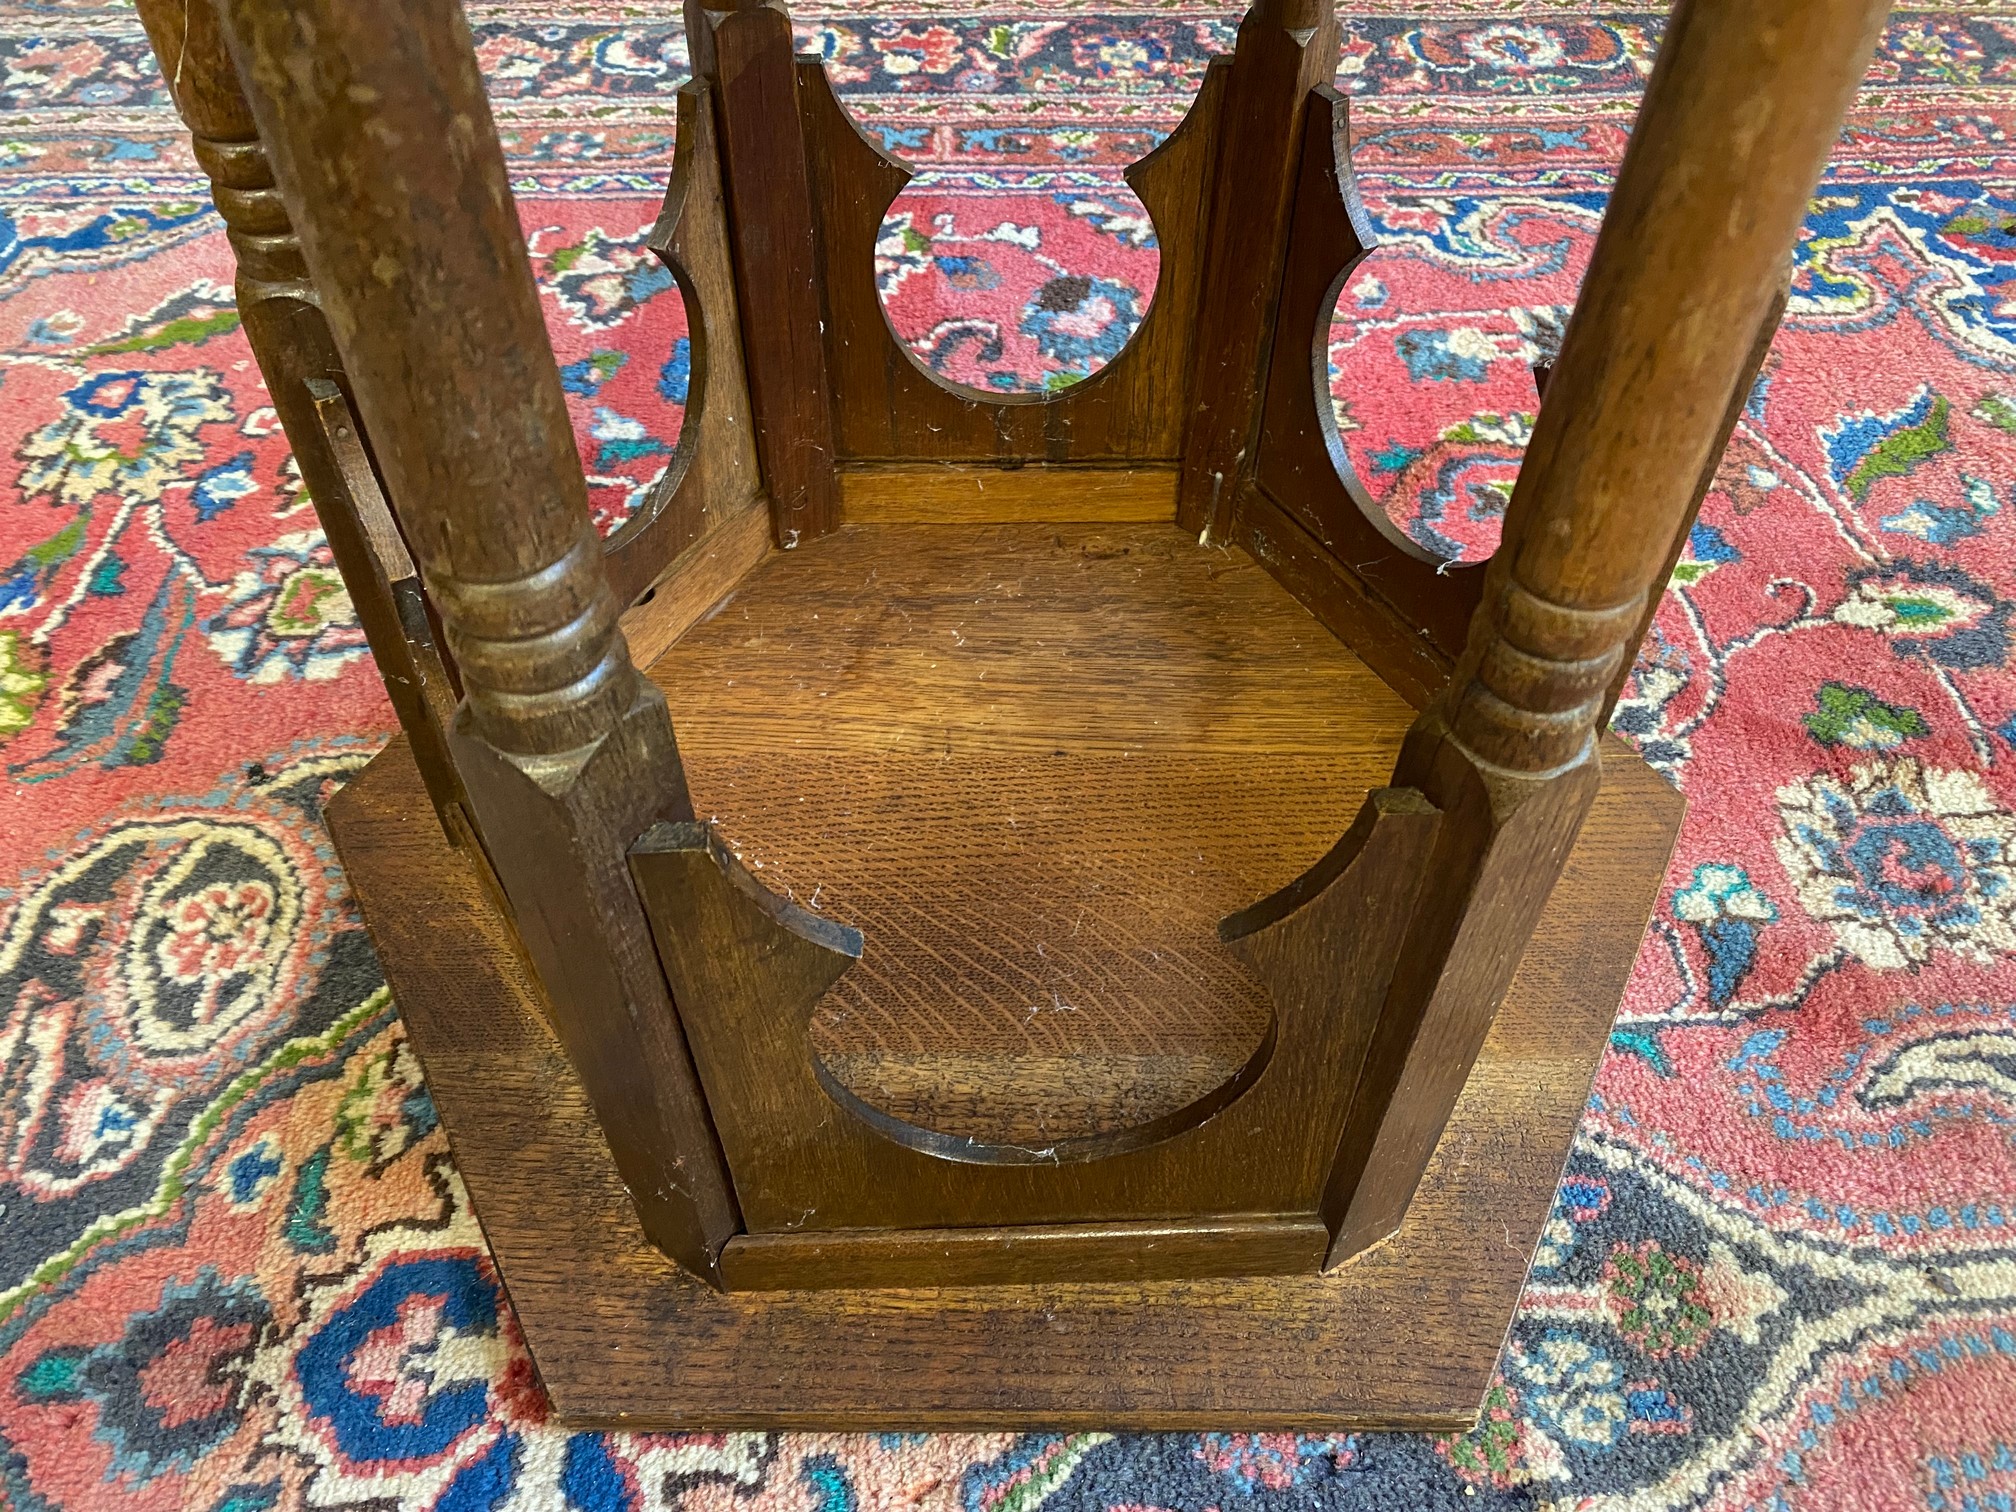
[
  {"xmin": 162, "ymin": 0, "xmax": 1889, "ymax": 1428},
  {"xmin": 803, "ymin": 54, "xmax": 1227, "ymax": 463},
  {"xmin": 692, "ymin": 1, "xmax": 842, "ymax": 546},
  {"xmin": 603, "ymin": 81, "xmax": 767, "ymax": 606},
  {"xmin": 327, "ymin": 734, "xmax": 1680, "ymax": 1425}
]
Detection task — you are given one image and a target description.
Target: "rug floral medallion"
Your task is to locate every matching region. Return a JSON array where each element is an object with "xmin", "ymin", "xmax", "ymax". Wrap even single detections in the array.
[{"xmin": 4, "ymin": 2, "xmax": 2016, "ymax": 1508}]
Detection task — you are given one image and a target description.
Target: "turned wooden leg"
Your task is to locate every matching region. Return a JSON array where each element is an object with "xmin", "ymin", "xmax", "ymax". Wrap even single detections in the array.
[
  {"xmin": 1600, "ymin": 271, "xmax": 1792, "ymax": 727},
  {"xmin": 211, "ymin": 0, "xmax": 743, "ymax": 1280},
  {"xmin": 134, "ymin": 0, "xmax": 467, "ymax": 825},
  {"xmin": 1221, "ymin": 0, "xmax": 1891, "ymax": 1265},
  {"xmin": 1324, "ymin": 0, "xmax": 1891, "ymax": 1262}
]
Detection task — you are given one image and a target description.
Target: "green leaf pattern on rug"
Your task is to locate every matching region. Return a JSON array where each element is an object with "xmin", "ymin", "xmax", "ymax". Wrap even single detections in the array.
[
  {"xmin": 1805, "ymin": 682, "xmax": 1932, "ymax": 749},
  {"xmin": 0, "ymin": 629, "xmax": 48, "ymax": 736},
  {"xmin": 1973, "ymin": 392, "xmax": 2016, "ymax": 436}
]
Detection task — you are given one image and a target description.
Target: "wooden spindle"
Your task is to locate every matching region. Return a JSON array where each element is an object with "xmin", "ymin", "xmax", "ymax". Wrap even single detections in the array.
[
  {"xmin": 1601, "ymin": 272, "xmax": 1791, "ymax": 727},
  {"xmin": 211, "ymin": 0, "xmax": 741, "ymax": 1279},
  {"xmin": 1327, "ymin": 0, "xmax": 1890, "ymax": 1260},
  {"xmin": 214, "ymin": 0, "xmax": 635, "ymax": 758},
  {"xmin": 134, "ymin": 0, "xmax": 467, "ymax": 820}
]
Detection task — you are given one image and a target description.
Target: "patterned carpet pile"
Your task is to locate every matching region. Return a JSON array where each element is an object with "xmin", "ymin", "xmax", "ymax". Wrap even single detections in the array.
[{"xmin": 4, "ymin": 2, "xmax": 2016, "ymax": 1508}]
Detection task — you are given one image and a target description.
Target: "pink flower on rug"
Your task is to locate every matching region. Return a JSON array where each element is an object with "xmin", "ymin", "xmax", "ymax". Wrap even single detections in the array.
[
  {"xmin": 156, "ymin": 881, "xmax": 275, "ymax": 989},
  {"xmin": 344, "ymin": 1291, "xmax": 487, "ymax": 1429},
  {"xmin": 874, "ymin": 24, "xmax": 964, "ymax": 77}
]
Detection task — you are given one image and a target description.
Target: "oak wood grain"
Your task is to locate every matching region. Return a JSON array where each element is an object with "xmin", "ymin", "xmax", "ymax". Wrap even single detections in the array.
[
  {"xmin": 618, "ymin": 493, "xmax": 772, "ymax": 671},
  {"xmin": 1232, "ymin": 481, "xmax": 1452, "ymax": 711},
  {"xmin": 638, "ymin": 521, "xmax": 1425, "ymax": 1232},
  {"xmin": 179, "ymin": 0, "xmax": 1860, "ymax": 1346},
  {"xmin": 215, "ymin": 0, "xmax": 741, "ymax": 1277},
  {"xmin": 692, "ymin": 0, "xmax": 842, "ymax": 545},
  {"xmin": 837, "ymin": 465, "xmax": 1178, "ymax": 524},
  {"xmin": 1333, "ymin": 0, "xmax": 1891, "ymax": 1257},
  {"xmin": 327, "ymin": 733, "xmax": 1679, "ymax": 1427},
  {"xmin": 718, "ymin": 1216, "xmax": 1330, "ymax": 1291},
  {"xmin": 1250, "ymin": 84, "xmax": 1485, "ymax": 661},
  {"xmin": 134, "ymin": 0, "xmax": 470, "ymax": 821},
  {"xmin": 1177, "ymin": 0, "xmax": 1341, "ymax": 537}
]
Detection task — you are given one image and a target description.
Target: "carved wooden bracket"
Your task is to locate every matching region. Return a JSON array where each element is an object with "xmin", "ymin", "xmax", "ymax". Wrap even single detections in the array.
[{"xmin": 633, "ymin": 782, "xmax": 1439, "ymax": 1287}]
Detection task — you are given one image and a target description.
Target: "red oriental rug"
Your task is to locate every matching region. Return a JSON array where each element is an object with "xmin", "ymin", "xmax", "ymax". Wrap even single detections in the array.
[{"xmin": 5, "ymin": 3, "xmax": 2016, "ymax": 1509}]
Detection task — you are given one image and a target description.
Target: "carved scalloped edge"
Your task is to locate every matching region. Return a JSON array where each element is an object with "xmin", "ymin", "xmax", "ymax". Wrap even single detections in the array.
[
  {"xmin": 813, "ymin": 1019, "xmax": 1279, "ymax": 1169},
  {"xmin": 797, "ymin": 46, "xmax": 1229, "ymax": 439},
  {"xmin": 1250, "ymin": 82, "xmax": 1491, "ymax": 660},
  {"xmin": 604, "ymin": 80, "xmax": 764, "ymax": 608},
  {"xmin": 1301, "ymin": 87, "xmax": 1437, "ymax": 566}
]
